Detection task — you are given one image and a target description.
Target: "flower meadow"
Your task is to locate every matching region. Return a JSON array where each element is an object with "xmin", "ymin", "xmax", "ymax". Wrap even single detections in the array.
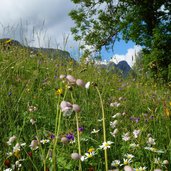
[{"xmin": 0, "ymin": 43, "xmax": 171, "ymax": 171}]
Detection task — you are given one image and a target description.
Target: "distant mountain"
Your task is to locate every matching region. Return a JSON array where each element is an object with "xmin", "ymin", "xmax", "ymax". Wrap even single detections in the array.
[
  {"xmin": 97, "ymin": 60, "xmax": 131, "ymax": 77},
  {"xmin": 116, "ymin": 61, "xmax": 131, "ymax": 77},
  {"xmin": 0, "ymin": 38, "xmax": 74, "ymax": 62}
]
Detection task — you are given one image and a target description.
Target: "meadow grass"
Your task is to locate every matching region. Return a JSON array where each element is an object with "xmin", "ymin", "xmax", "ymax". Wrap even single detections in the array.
[{"xmin": 0, "ymin": 42, "xmax": 171, "ymax": 171}]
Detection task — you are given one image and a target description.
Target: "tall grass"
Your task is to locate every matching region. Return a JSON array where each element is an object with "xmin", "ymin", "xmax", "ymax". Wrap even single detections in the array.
[{"xmin": 0, "ymin": 41, "xmax": 171, "ymax": 171}]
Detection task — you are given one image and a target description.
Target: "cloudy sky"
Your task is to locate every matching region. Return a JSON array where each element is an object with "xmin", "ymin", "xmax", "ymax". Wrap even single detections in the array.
[{"xmin": 0, "ymin": 0, "xmax": 141, "ymax": 66}]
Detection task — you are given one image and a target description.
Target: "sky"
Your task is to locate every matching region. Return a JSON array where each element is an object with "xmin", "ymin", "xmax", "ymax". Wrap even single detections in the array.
[{"xmin": 0, "ymin": 0, "xmax": 142, "ymax": 67}]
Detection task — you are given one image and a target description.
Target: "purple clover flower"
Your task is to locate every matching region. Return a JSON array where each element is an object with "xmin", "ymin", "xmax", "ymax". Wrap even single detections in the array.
[
  {"xmin": 78, "ymin": 127, "xmax": 84, "ymax": 132},
  {"xmin": 50, "ymin": 134, "xmax": 55, "ymax": 139},
  {"xmin": 130, "ymin": 116, "xmax": 140, "ymax": 123},
  {"xmin": 66, "ymin": 133, "xmax": 74, "ymax": 141}
]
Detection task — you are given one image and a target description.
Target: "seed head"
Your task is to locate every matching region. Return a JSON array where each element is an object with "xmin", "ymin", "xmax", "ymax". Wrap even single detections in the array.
[
  {"xmin": 72, "ymin": 104, "xmax": 81, "ymax": 113},
  {"xmin": 71, "ymin": 153, "xmax": 81, "ymax": 160},
  {"xmin": 76, "ymin": 79, "xmax": 85, "ymax": 87}
]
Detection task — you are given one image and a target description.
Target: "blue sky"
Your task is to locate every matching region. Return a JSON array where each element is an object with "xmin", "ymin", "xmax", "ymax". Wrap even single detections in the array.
[
  {"xmin": 0, "ymin": 0, "xmax": 141, "ymax": 66},
  {"xmin": 101, "ymin": 40, "xmax": 135, "ymax": 61}
]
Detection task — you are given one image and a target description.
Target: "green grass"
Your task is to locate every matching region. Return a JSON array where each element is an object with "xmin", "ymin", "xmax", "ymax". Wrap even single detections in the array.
[{"xmin": 0, "ymin": 43, "xmax": 171, "ymax": 171}]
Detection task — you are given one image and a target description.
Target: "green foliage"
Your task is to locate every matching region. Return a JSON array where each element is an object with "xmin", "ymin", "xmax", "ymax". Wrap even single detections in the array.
[
  {"xmin": 0, "ymin": 43, "xmax": 171, "ymax": 170},
  {"xmin": 70, "ymin": 0, "xmax": 171, "ymax": 81}
]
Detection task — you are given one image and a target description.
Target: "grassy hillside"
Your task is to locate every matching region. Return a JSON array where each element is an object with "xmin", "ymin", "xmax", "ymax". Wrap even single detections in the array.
[{"xmin": 0, "ymin": 42, "xmax": 170, "ymax": 171}]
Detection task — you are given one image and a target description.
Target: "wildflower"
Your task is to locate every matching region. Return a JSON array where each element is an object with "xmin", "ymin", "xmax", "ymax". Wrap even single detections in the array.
[
  {"xmin": 30, "ymin": 118, "xmax": 36, "ymax": 125},
  {"xmin": 81, "ymin": 148, "xmax": 96, "ymax": 161},
  {"xmin": 66, "ymin": 75, "xmax": 76, "ymax": 84},
  {"xmin": 60, "ymin": 101, "xmax": 73, "ymax": 116},
  {"xmin": 154, "ymin": 157, "xmax": 163, "ymax": 165},
  {"xmin": 130, "ymin": 143, "xmax": 139, "ymax": 148},
  {"xmin": 66, "ymin": 133, "xmax": 74, "ymax": 141},
  {"xmin": 4, "ymin": 159, "xmax": 10, "ymax": 168},
  {"xmin": 59, "ymin": 74, "xmax": 66, "ymax": 79},
  {"xmin": 71, "ymin": 153, "xmax": 81, "ymax": 160},
  {"xmin": 29, "ymin": 140, "xmax": 39, "ymax": 150},
  {"xmin": 110, "ymin": 120, "xmax": 118, "ymax": 128},
  {"xmin": 111, "ymin": 160, "xmax": 120, "ymax": 167},
  {"xmin": 27, "ymin": 151, "xmax": 32, "ymax": 157},
  {"xmin": 122, "ymin": 158, "xmax": 133, "ymax": 165},
  {"xmin": 50, "ymin": 134, "xmax": 55, "ymax": 139},
  {"xmin": 81, "ymin": 152, "xmax": 94, "ymax": 161},
  {"xmin": 122, "ymin": 132, "xmax": 130, "ymax": 141},
  {"xmin": 98, "ymin": 118, "xmax": 103, "ymax": 122},
  {"xmin": 13, "ymin": 143, "xmax": 21, "ymax": 158},
  {"xmin": 91, "ymin": 129, "xmax": 100, "ymax": 134},
  {"xmin": 130, "ymin": 116, "xmax": 140, "ymax": 123},
  {"xmin": 162, "ymin": 160, "xmax": 169, "ymax": 165},
  {"xmin": 88, "ymin": 148, "xmax": 95, "ymax": 153},
  {"xmin": 124, "ymin": 153, "xmax": 134, "ymax": 159},
  {"xmin": 15, "ymin": 160, "xmax": 22, "ymax": 168},
  {"xmin": 144, "ymin": 147, "xmax": 165, "ymax": 153},
  {"xmin": 60, "ymin": 101, "xmax": 72, "ymax": 110},
  {"xmin": 28, "ymin": 105, "xmax": 37, "ymax": 112},
  {"xmin": 55, "ymin": 88, "xmax": 63, "ymax": 95},
  {"xmin": 7, "ymin": 135, "xmax": 17, "ymax": 145},
  {"xmin": 72, "ymin": 104, "xmax": 81, "ymax": 113},
  {"xmin": 112, "ymin": 113, "xmax": 121, "ymax": 118},
  {"xmin": 124, "ymin": 165, "xmax": 134, "ymax": 171},
  {"xmin": 4, "ymin": 168, "xmax": 12, "ymax": 171},
  {"xmin": 110, "ymin": 102, "xmax": 120, "ymax": 107},
  {"xmin": 85, "ymin": 81, "xmax": 91, "ymax": 89},
  {"xmin": 133, "ymin": 129, "xmax": 140, "ymax": 138},
  {"xmin": 40, "ymin": 139, "xmax": 50, "ymax": 144},
  {"xmin": 99, "ymin": 141, "xmax": 113, "ymax": 150},
  {"xmin": 78, "ymin": 127, "xmax": 84, "ymax": 133},
  {"xmin": 137, "ymin": 166, "xmax": 147, "ymax": 171},
  {"xmin": 147, "ymin": 137, "xmax": 156, "ymax": 145},
  {"xmin": 61, "ymin": 137, "xmax": 69, "ymax": 144},
  {"xmin": 76, "ymin": 79, "xmax": 85, "ymax": 87},
  {"xmin": 5, "ymin": 39, "xmax": 12, "ymax": 44},
  {"xmin": 110, "ymin": 128, "xmax": 118, "ymax": 137},
  {"xmin": 164, "ymin": 108, "xmax": 170, "ymax": 117}
]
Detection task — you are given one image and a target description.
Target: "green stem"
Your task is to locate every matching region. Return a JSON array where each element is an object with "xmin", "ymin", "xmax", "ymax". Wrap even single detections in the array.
[
  {"xmin": 95, "ymin": 87, "xmax": 108, "ymax": 171},
  {"xmin": 53, "ymin": 88, "xmax": 68, "ymax": 171},
  {"xmin": 76, "ymin": 112, "xmax": 82, "ymax": 171},
  {"xmin": 52, "ymin": 97, "xmax": 61, "ymax": 171},
  {"xmin": 71, "ymin": 93, "xmax": 82, "ymax": 171}
]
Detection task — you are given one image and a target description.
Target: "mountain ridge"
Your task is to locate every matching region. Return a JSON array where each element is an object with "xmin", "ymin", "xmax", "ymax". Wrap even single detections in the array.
[{"xmin": 0, "ymin": 38, "xmax": 73, "ymax": 61}]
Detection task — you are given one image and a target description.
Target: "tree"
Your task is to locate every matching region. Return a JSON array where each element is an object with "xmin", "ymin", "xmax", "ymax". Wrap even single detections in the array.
[{"xmin": 69, "ymin": 0, "xmax": 171, "ymax": 81}]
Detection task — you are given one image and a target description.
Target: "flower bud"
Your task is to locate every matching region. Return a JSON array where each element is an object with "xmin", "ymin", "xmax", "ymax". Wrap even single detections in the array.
[
  {"xmin": 29, "ymin": 140, "xmax": 39, "ymax": 150},
  {"xmin": 76, "ymin": 79, "xmax": 85, "ymax": 87},
  {"xmin": 85, "ymin": 81, "xmax": 90, "ymax": 89},
  {"xmin": 72, "ymin": 104, "xmax": 81, "ymax": 113},
  {"xmin": 124, "ymin": 165, "xmax": 134, "ymax": 171},
  {"xmin": 71, "ymin": 153, "xmax": 81, "ymax": 160},
  {"xmin": 7, "ymin": 135, "xmax": 17, "ymax": 145},
  {"xmin": 4, "ymin": 159, "xmax": 10, "ymax": 167},
  {"xmin": 163, "ymin": 160, "xmax": 169, "ymax": 165},
  {"xmin": 61, "ymin": 137, "xmax": 68, "ymax": 144},
  {"xmin": 66, "ymin": 75, "xmax": 76, "ymax": 84},
  {"xmin": 59, "ymin": 74, "xmax": 66, "ymax": 79},
  {"xmin": 60, "ymin": 101, "xmax": 72, "ymax": 111}
]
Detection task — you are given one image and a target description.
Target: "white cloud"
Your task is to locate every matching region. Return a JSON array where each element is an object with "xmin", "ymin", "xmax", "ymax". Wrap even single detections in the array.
[
  {"xmin": 0, "ymin": 0, "xmax": 78, "ymax": 50},
  {"xmin": 110, "ymin": 45, "xmax": 142, "ymax": 67},
  {"xmin": 0, "ymin": 1, "xmax": 142, "ymax": 62}
]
